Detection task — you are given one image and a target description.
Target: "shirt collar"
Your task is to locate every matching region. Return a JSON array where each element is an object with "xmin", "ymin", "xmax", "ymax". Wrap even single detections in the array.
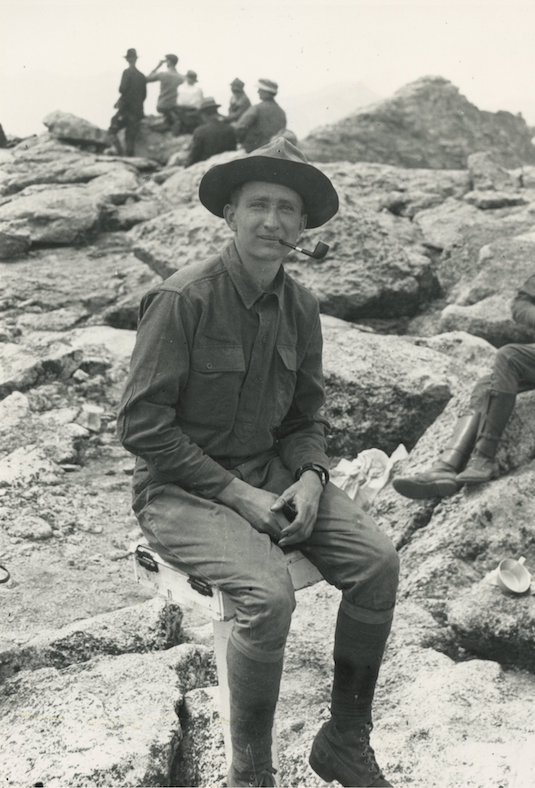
[{"xmin": 222, "ymin": 241, "xmax": 285, "ymax": 310}]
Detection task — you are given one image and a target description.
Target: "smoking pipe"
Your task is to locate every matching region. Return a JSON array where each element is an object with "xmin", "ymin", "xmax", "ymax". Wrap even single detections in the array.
[{"xmin": 278, "ymin": 239, "xmax": 330, "ymax": 259}]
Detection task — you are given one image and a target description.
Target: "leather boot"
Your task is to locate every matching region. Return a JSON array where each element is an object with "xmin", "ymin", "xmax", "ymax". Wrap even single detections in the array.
[
  {"xmin": 309, "ymin": 720, "xmax": 392, "ymax": 787},
  {"xmin": 456, "ymin": 391, "xmax": 516, "ymax": 485},
  {"xmin": 392, "ymin": 412, "xmax": 480, "ymax": 500}
]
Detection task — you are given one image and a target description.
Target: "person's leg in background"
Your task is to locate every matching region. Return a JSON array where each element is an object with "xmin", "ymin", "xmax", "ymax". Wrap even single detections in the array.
[
  {"xmin": 124, "ymin": 114, "xmax": 141, "ymax": 157},
  {"xmin": 457, "ymin": 343, "xmax": 535, "ymax": 483},
  {"xmin": 107, "ymin": 111, "xmax": 125, "ymax": 155}
]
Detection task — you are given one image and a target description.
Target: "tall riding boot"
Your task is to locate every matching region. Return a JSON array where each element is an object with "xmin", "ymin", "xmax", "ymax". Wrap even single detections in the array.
[
  {"xmin": 392, "ymin": 412, "xmax": 480, "ymax": 500},
  {"xmin": 226, "ymin": 639, "xmax": 280, "ymax": 787},
  {"xmin": 456, "ymin": 391, "xmax": 516, "ymax": 485},
  {"xmin": 309, "ymin": 608, "xmax": 393, "ymax": 787}
]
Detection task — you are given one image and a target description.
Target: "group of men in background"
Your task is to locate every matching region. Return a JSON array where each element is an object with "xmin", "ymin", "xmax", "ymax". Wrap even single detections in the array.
[{"xmin": 108, "ymin": 48, "xmax": 289, "ymax": 162}]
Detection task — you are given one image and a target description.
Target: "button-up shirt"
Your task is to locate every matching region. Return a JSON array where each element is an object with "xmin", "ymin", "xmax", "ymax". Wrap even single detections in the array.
[{"xmin": 117, "ymin": 241, "xmax": 329, "ymax": 501}]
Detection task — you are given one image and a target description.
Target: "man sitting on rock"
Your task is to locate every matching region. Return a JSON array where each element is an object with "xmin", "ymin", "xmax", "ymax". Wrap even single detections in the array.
[
  {"xmin": 393, "ymin": 274, "xmax": 535, "ymax": 499},
  {"xmin": 225, "ymin": 77, "xmax": 252, "ymax": 124},
  {"xmin": 233, "ymin": 78, "xmax": 287, "ymax": 153},
  {"xmin": 184, "ymin": 97, "xmax": 237, "ymax": 167},
  {"xmin": 145, "ymin": 53, "xmax": 184, "ymax": 134},
  {"xmin": 108, "ymin": 48, "xmax": 146, "ymax": 157},
  {"xmin": 118, "ymin": 137, "xmax": 399, "ymax": 788}
]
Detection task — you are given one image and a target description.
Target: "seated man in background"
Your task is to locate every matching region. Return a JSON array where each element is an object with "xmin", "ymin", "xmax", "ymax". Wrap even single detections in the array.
[
  {"xmin": 225, "ymin": 77, "xmax": 251, "ymax": 123},
  {"xmin": 118, "ymin": 137, "xmax": 399, "ymax": 787},
  {"xmin": 233, "ymin": 78, "xmax": 287, "ymax": 153},
  {"xmin": 185, "ymin": 97, "xmax": 236, "ymax": 167},
  {"xmin": 145, "ymin": 53, "xmax": 183, "ymax": 134},
  {"xmin": 393, "ymin": 274, "xmax": 535, "ymax": 500}
]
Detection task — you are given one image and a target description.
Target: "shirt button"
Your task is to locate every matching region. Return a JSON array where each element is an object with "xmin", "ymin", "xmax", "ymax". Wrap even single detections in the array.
[{"xmin": 206, "ymin": 362, "xmax": 213, "ymax": 369}]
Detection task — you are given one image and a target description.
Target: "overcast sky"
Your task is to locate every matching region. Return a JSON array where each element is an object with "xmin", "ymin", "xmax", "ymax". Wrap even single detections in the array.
[{"xmin": 2, "ymin": 0, "xmax": 535, "ymax": 137}]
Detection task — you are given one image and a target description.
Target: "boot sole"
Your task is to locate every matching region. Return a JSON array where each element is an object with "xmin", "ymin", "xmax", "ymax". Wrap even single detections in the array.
[
  {"xmin": 456, "ymin": 473, "xmax": 494, "ymax": 485},
  {"xmin": 392, "ymin": 476, "xmax": 459, "ymax": 500}
]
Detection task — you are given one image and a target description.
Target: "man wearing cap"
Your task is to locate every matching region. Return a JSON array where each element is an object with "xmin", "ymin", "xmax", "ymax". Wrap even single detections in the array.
[
  {"xmin": 117, "ymin": 137, "xmax": 398, "ymax": 788},
  {"xmin": 108, "ymin": 48, "xmax": 146, "ymax": 156},
  {"xmin": 225, "ymin": 78, "xmax": 252, "ymax": 124},
  {"xmin": 233, "ymin": 79, "xmax": 287, "ymax": 153},
  {"xmin": 185, "ymin": 97, "xmax": 237, "ymax": 167},
  {"xmin": 146, "ymin": 54, "xmax": 184, "ymax": 134}
]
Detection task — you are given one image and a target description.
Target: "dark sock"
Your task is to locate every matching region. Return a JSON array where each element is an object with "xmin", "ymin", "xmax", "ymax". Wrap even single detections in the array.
[
  {"xmin": 227, "ymin": 639, "xmax": 283, "ymax": 776},
  {"xmin": 331, "ymin": 607, "xmax": 393, "ymax": 731}
]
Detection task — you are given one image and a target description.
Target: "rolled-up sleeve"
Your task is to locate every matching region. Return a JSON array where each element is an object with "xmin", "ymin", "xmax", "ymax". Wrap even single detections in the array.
[
  {"xmin": 276, "ymin": 312, "xmax": 330, "ymax": 475},
  {"xmin": 117, "ymin": 288, "xmax": 235, "ymax": 497}
]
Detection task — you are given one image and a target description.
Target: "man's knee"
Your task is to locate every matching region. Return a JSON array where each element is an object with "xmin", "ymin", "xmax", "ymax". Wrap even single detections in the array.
[
  {"xmin": 233, "ymin": 564, "xmax": 296, "ymax": 657},
  {"xmin": 495, "ymin": 344, "xmax": 521, "ymax": 370},
  {"xmin": 251, "ymin": 563, "xmax": 296, "ymax": 625}
]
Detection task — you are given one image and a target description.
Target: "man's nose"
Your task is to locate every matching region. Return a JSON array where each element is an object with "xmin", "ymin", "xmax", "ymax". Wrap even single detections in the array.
[{"xmin": 263, "ymin": 207, "xmax": 279, "ymax": 229}]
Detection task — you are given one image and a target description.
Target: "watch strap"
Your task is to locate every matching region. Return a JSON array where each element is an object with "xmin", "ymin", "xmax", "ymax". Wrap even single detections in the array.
[{"xmin": 295, "ymin": 463, "xmax": 329, "ymax": 488}]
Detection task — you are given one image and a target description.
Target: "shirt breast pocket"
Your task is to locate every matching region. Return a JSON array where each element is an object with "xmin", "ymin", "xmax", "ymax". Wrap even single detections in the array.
[
  {"xmin": 181, "ymin": 345, "xmax": 246, "ymax": 426},
  {"xmin": 273, "ymin": 344, "xmax": 298, "ymax": 424}
]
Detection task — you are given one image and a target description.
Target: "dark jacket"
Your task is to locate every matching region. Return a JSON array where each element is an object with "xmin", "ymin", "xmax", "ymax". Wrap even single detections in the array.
[
  {"xmin": 234, "ymin": 97, "xmax": 287, "ymax": 153},
  {"xmin": 185, "ymin": 118, "xmax": 237, "ymax": 167},
  {"xmin": 117, "ymin": 66, "xmax": 147, "ymax": 118}
]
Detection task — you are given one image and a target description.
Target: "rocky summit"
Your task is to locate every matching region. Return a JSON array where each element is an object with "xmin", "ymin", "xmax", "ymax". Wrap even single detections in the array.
[
  {"xmin": 301, "ymin": 75, "xmax": 535, "ymax": 169},
  {"xmin": 1, "ymin": 79, "xmax": 535, "ymax": 787}
]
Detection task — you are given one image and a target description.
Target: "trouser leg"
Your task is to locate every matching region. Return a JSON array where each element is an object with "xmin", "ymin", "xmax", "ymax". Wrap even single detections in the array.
[
  {"xmin": 124, "ymin": 116, "xmax": 140, "ymax": 156},
  {"xmin": 250, "ymin": 458, "xmax": 399, "ymax": 726}
]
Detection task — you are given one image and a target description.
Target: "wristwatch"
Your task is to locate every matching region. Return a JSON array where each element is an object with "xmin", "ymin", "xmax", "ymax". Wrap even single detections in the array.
[{"xmin": 295, "ymin": 463, "xmax": 329, "ymax": 488}]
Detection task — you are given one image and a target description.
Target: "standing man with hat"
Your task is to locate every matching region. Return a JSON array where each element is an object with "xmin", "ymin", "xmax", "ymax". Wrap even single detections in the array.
[
  {"xmin": 107, "ymin": 48, "xmax": 146, "ymax": 156},
  {"xmin": 225, "ymin": 77, "xmax": 251, "ymax": 124},
  {"xmin": 117, "ymin": 137, "xmax": 398, "ymax": 788},
  {"xmin": 185, "ymin": 97, "xmax": 237, "ymax": 167},
  {"xmin": 233, "ymin": 78, "xmax": 287, "ymax": 153},
  {"xmin": 146, "ymin": 54, "xmax": 184, "ymax": 134}
]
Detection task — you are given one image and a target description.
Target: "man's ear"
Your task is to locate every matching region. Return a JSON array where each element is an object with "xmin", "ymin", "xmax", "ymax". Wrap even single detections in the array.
[
  {"xmin": 223, "ymin": 203, "xmax": 237, "ymax": 232},
  {"xmin": 299, "ymin": 213, "xmax": 307, "ymax": 235}
]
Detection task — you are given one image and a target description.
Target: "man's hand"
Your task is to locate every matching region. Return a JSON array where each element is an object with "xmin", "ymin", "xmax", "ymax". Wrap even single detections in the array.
[
  {"xmin": 216, "ymin": 477, "xmax": 288, "ymax": 540},
  {"xmin": 271, "ymin": 471, "xmax": 323, "ymax": 547}
]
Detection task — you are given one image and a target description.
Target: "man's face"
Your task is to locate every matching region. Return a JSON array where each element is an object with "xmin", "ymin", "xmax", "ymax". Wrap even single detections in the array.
[{"xmin": 224, "ymin": 181, "xmax": 306, "ymax": 264}]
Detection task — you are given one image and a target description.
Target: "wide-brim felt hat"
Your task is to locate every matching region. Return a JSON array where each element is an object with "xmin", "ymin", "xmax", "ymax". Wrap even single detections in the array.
[
  {"xmin": 199, "ymin": 137, "xmax": 339, "ymax": 229},
  {"xmin": 124, "ymin": 48, "xmax": 138, "ymax": 59},
  {"xmin": 200, "ymin": 97, "xmax": 221, "ymax": 112}
]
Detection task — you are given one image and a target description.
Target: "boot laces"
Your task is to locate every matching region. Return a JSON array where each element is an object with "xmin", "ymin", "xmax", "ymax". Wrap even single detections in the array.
[{"xmin": 356, "ymin": 723, "xmax": 384, "ymax": 780}]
